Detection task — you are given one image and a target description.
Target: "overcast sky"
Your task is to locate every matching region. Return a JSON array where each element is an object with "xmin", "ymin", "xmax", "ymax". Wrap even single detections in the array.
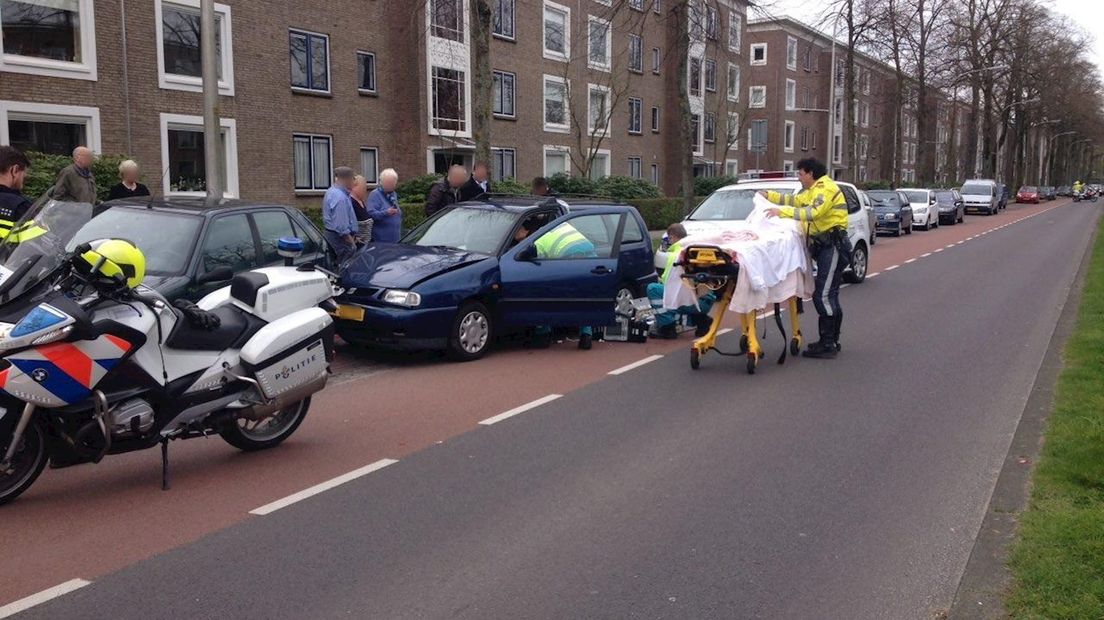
[{"xmin": 752, "ymin": 0, "xmax": 1104, "ymax": 77}]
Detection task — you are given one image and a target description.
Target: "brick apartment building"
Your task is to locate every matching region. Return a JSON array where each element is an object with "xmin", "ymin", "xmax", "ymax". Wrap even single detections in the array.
[{"xmin": 0, "ymin": 0, "xmax": 752, "ymax": 206}]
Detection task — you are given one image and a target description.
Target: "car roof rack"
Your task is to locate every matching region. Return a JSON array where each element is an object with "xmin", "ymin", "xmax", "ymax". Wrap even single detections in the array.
[{"xmin": 737, "ymin": 171, "xmax": 799, "ymax": 181}]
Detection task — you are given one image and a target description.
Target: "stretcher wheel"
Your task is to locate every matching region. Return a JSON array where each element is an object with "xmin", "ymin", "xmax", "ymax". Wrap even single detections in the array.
[
  {"xmin": 739, "ymin": 334, "xmax": 749, "ymax": 354},
  {"xmin": 789, "ymin": 338, "xmax": 801, "ymax": 356},
  {"xmin": 746, "ymin": 353, "xmax": 757, "ymax": 374},
  {"xmin": 690, "ymin": 348, "xmax": 701, "ymax": 370}
]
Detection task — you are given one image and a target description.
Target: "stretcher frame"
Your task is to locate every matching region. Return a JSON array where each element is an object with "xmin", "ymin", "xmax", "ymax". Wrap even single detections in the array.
[{"xmin": 678, "ymin": 245, "xmax": 803, "ymax": 374}]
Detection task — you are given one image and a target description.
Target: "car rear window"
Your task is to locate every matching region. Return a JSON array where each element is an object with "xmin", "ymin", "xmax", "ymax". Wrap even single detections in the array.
[
  {"xmin": 69, "ymin": 209, "xmax": 201, "ymax": 275},
  {"xmin": 902, "ymin": 191, "xmax": 928, "ymax": 203},
  {"xmin": 689, "ymin": 187, "xmax": 791, "ymax": 221}
]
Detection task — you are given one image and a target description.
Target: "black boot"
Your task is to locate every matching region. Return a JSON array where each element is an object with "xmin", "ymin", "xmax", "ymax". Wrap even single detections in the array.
[
  {"xmin": 802, "ymin": 315, "xmax": 838, "ymax": 359},
  {"xmin": 657, "ymin": 323, "xmax": 679, "ymax": 339},
  {"xmin": 578, "ymin": 332, "xmax": 593, "ymax": 350},
  {"xmin": 693, "ymin": 313, "xmax": 714, "ymax": 337},
  {"xmin": 832, "ymin": 315, "xmax": 843, "ymax": 352}
]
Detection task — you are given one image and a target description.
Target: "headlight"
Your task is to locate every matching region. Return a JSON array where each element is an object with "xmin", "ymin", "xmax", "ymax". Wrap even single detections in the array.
[
  {"xmin": 0, "ymin": 304, "xmax": 75, "ymax": 350},
  {"xmin": 884, "ymin": 213, "xmax": 897, "ymax": 220},
  {"xmin": 382, "ymin": 289, "xmax": 422, "ymax": 307}
]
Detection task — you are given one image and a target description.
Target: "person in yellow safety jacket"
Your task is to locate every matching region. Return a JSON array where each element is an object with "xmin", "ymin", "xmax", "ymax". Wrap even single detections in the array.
[
  {"xmin": 647, "ymin": 223, "xmax": 716, "ymax": 339},
  {"xmin": 1074, "ymin": 180, "xmax": 1084, "ymax": 195},
  {"xmin": 532, "ymin": 220, "xmax": 599, "ymax": 349},
  {"xmin": 0, "ymin": 146, "xmax": 33, "ymax": 242},
  {"xmin": 759, "ymin": 157, "xmax": 851, "ymax": 358}
]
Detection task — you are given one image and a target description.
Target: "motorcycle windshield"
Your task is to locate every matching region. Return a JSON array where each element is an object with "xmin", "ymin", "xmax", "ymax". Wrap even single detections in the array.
[{"xmin": 0, "ymin": 196, "xmax": 93, "ymax": 304}]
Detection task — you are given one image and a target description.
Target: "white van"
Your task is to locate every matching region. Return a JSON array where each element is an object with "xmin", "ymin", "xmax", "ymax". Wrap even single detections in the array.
[{"xmin": 960, "ymin": 179, "xmax": 999, "ymax": 215}]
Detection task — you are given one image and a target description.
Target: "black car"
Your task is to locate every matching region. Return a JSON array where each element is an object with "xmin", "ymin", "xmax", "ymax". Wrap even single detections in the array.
[
  {"xmin": 867, "ymin": 190, "xmax": 914, "ymax": 236},
  {"xmin": 934, "ymin": 189, "xmax": 965, "ymax": 225},
  {"xmin": 72, "ymin": 198, "xmax": 332, "ymax": 301},
  {"xmin": 1040, "ymin": 186, "xmax": 1058, "ymax": 201},
  {"xmin": 1057, "ymin": 185, "xmax": 1073, "ymax": 197}
]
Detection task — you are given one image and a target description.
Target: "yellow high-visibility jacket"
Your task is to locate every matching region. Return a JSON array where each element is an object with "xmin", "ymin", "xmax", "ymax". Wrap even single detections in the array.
[{"xmin": 763, "ymin": 176, "xmax": 849, "ymax": 235}]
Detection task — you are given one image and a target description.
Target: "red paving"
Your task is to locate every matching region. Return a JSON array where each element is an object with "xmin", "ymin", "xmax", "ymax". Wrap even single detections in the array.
[{"xmin": 0, "ymin": 199, "xmax": 1072, "ymax": 605}]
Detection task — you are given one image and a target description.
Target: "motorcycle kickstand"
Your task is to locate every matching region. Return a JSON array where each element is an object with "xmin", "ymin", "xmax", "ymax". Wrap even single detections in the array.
[{"xmin": 160, "ymin": 438, "xmax": 171, "ymax": 491}]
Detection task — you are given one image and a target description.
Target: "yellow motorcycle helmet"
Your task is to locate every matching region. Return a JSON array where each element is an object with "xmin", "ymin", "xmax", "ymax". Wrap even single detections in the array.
[{"xmin": 78, "ymin": 238, "xmax": 146, "ymax": 289}]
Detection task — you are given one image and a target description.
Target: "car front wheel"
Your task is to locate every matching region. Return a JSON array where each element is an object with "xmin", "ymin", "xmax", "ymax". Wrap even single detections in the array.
[
  {"xmin": 447, "ymin": 301, "xmax": 493, "ymax": 361},
  {"xmin": 843, "ymin": 242, "xmax": 868, "ymax": 284}
]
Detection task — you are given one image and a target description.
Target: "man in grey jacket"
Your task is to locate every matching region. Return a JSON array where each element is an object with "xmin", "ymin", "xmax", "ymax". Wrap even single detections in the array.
[{"xmin": 52, "ymin": 146, "xmax": 98, "ymax": 204}]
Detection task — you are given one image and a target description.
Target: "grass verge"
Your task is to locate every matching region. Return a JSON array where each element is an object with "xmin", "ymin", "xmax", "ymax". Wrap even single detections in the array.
[{"xmin": 1007, "ymin": 215, "xmax": 1104, "ymax": 618}]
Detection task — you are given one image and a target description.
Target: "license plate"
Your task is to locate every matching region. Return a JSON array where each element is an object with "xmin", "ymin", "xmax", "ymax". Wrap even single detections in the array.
[{"xmin": 332, "ymin": 304, "xmax": 365, "ymax": 322}]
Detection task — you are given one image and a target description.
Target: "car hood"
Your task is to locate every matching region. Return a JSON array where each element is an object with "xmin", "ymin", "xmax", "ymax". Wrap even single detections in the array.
[
  {"xmin": 872, "ymin": 205, "xmax": 902, "ymax": 213},
  {"xmin": 962, "ymin": 194, "xmax": 993, "ymax": 201},
  {"xmin": 341, "ymin": 243, "xmax": 492, "ymax": 290}
]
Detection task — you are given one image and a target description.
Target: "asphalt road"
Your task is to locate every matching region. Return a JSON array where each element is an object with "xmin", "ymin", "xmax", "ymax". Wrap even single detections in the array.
[{"xmin": 7, "ymin": 200, "xmax": 1095, "ymax": 619}]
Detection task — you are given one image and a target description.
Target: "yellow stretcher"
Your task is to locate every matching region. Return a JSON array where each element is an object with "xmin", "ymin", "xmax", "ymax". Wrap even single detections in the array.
[{"xmin": 679, "ymin": 245, "xmax": 803, "ymax": 374}]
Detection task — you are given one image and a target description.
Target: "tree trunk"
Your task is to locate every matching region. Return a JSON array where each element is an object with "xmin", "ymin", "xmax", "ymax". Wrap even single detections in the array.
[
  {"xmin": 675, "ymin": 3, "xmax": 694, "ymax": 215},
  {"xmin": 469, "ymin": 0, "xmax": 493, "ymax": 168}
]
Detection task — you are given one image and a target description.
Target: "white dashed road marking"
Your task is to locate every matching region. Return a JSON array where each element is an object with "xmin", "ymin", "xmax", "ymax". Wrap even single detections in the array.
[
  {"xmin": 249, "ymin": 459, "xmax": 399, "ymax": 515},
  {"xmin": 608, "ymin": 355, "xmax": 664, "ymax": 376},
  {"xmin": 0, "ymin": 579, "xmax": 91, "ymax": 619},
  {"xmin": 478, "ymin": 394, "xmax": 563, "ymax": 426}
]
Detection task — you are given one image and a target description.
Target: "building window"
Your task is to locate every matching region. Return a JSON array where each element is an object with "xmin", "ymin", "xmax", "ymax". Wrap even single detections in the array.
[
  {"xmin": 725, "ymin": 160, "xmax": 738, "ymax": 176},
  {"xmin": 862, "ymin": 69, "xmax": 871, "ymax": 95},
  {"xmin": 749, "ymin": 119, "xmax": 767, "ymax": 152},
  {"xmin": 688, "ymin": 1, "xmax": 702, "ymax": 38},
  {"xmin": 431, "ymin": 66, "xmax": 466, "ymax": 132},
  {"xmin": 543, "ymin": 75, "xmax": 569, "ymax": 132},
  {"xmin": 800, "ymin": 126, "xmax": 808, "ymax": 151},
  {"xmin": 786, "ymin": 36, "xmax": 797, "ymax": 70},
  {"xmin": 689, "ymin": 57, "xmax": 702, "ymax": 97},
  {"xmin": 749, "ymin": 85, "xmax": 766, "ymax": 108},
  {"xmin": 491, "ymin": 147, "xmax": 515, "ymax": 180},
  {"xmin": 359, "ymin": 147, "xmax": 378, "ymax": 184},
  {"xmin": 493, "ymin": 70, "xmax": 516, "ymax": 118},
  {"xmin": 750, "ymin": 43, "xmax": 766, "ymax": 66},
  {"xmin": 785, "ymin": 79, "xmax": 796, "ymax": 110},
  {"xmin": 161, "ymin": 113, "xmax": 238, "ymax": 197},
  {"xmin": 727, "ymin": 63, "xmax": 740, "ymax": 101},
  {"xmin": 1, "ymin": 100, "xmax": 101, "ymax": 155},
  {"xmin": 628, "ymin": 157, "xmax": 642, "ymax": 178},
  {"xmin": 588, "ymin": 84, "xmax": 610, "ymax": 135},
  {"xmin": 728, "ymin": 11, "xmax": 741, "ymax": 51},
  {"xmin": 493, "ymin": 0, "xmax": 515, "ymax": 39},
  {"xmin": 784, "ymin": 120, "xmax": 795, "ymax": 152},
  {"xmin": 156, "ymin": 0, "xmax": 234, "ymax": 95},
  {"xmin": 704, "ymin": 58, "xmax": 717, "ymax": 92},
  {"xmin": 290, "ymin": 29, "xmax": 329, "ymax": 93},
  {"xmin": 705, "ymin": 5, "xmax": 718, "ymax": 39},
  {"xmin": 588, "ymin": 151, "xmax": 610, "ymax": 180},
  {"xmin": 727, "ymin": 112, "xmax": 739, "ymax": 148},
  {"xmin": 811, "ymin": 130, "xmax": 817, "ymax": 150},
  {"xmin": 628, "ymin": 97, "xmax": 642, "ymax": 134},
  {"xmin": 861, "ymin": 102, "xmax": 869, "ymax": 127},
  {"xmin": 543, "ymin": 2, "xmax": 570, "ymax": 61},
  {"xmin": 690, "ymin": 113, "xmax": 702, "ymax": 154},
  {"xmin": 630, "ymin": 0, "xmax": 644, "ymax": 10},
  {"xmin": 832, "ymin": 134, "xmax": 842, "ymax": 163},
  {"xmin": 588, "ymin": 16, "xmax": 611, "ymax": 71},
  {"xmin": 860, "ymin": 135, "xmax": 868, "ymax": 159},
  {"xmin": 650, "ymin": 163, "xmax": 659, "ymax": 184},
  {"xmin": 292, "ymin": 133, "xmax": 331, "ymax": 192},
  {"xmin": 544, "ymin": 146, "xmax": 570, "ymax": 176},
  {"xmin": 651, "ymin": 47, "xmax": 661, "ymax": 74},
  {"xmin": 430, "ymin": 0, "xmax": 463, "ymax": 41},
  {"xmin": 651, "ymin": 106, "xmax": 660, "ymax": 132},
  {"xmin": 704, "ymin": 112, "xmax": 716, "ymax": 143},
  {"xmin": 783, "ymin": 160, "xmax": 794, "ymax": 172},
  {"xmin": 357, "ymin": 51, "xmax": 377, "ymax": 94},
  {"xmin": 834, "ymin": 97, "xmax": 843, "ymax": 124},
  {"xmin": 653, "ymin": 0, "xmax": 661, "ymax": 14},
  {"xmin": 0, "ymin": 0, "xmax": 97, "ymax": 80},
  {"xmin": 628, "ymin": 34, "xmax": 643, "ymax": 73}
]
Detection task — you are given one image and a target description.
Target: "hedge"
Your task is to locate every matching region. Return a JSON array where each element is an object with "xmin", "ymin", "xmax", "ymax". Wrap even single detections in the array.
[{"xmin": 23, "ymin": 151, "xmax": 134, "ymax": 203}]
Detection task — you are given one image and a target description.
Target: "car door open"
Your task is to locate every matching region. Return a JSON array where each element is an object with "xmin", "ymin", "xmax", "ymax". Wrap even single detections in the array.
[{"xmin": 499, "ymin": 212, "xmax": 622, "ymax": 328}]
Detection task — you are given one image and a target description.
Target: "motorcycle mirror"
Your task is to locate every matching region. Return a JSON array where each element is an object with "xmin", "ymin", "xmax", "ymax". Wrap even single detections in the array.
[{"xmin": 196, "ymin": 266, "xmax": 233, "ymax": 285}]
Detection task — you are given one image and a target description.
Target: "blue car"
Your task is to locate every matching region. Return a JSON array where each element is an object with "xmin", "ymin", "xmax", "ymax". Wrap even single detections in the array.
[{"xmin": 333, "ymin": 197, "xmax": 656, "ymax": 360}]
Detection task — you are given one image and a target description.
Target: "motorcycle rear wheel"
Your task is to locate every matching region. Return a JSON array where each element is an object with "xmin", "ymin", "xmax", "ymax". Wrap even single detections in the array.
[
  {"xmin": 0, "ymin": 419, "xmax": 47, "ymax": 506},
  {"xmin": 220, "ymin": 398, "xmax": 310, "ymax": 452}
]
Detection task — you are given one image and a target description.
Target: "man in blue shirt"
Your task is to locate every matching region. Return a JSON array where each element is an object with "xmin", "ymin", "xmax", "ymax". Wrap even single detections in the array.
[
  {"xmin": 322, "ymin": 166, "xmax": 357, "ymax": 263},
  {"xmin": 367, "ymin": 167, "xmax": 402, "ymax": 242}
]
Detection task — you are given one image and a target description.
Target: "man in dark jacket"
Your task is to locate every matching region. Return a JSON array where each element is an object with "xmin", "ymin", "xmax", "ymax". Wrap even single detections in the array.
[
  {"xmin": 0, "ymin": 146, "xmax": 32, "ymax": 241},
  {"xmin": 425, "ymin": 165, "xmax": 468, "ymax": 217},
  {"xmin": 52, "ymin": 146, "xmax": 98, "ymax": 204},
  {"xmin": 459, "ymin": 162, "xmax": 492, "ymax": 201}
]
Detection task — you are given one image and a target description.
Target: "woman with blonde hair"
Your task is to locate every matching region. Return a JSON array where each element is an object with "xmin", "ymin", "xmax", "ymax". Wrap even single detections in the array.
[
  {"xmin": 107, "ymin": 159, "xmax": 151, "ymax": 200},
  {"xmin": 350, "ymin": 174, "xmax": 373, "ymax": 244}
]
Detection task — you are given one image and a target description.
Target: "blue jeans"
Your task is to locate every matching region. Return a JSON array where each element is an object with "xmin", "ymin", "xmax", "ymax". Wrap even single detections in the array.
[
  {"xmin": 325, "ymin": 229, "xmax": 357, "ymax": 264},
  {"xmin": 647, "ymin": 282, "xmax": 716, "ymax": 328}
]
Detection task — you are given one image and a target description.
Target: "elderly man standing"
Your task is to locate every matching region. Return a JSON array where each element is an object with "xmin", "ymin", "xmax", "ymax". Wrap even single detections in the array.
[
  {"xmin": 460, "ymin": 162, "xmax": 492, "ymax": 201},
  {"xmin": 367, "ymin": 168, "xmax": 402, "ymax": 243},
  {"xmin": 322, "ymin": 166, "xmax": 358, "ymax": 264},
  {"xmin": 425, "ymin": 164, "xmax": 467, "ymax": 217},
  {"xmin": 52, "ymin": 146, "xmax": 98, "ymax": 204}
]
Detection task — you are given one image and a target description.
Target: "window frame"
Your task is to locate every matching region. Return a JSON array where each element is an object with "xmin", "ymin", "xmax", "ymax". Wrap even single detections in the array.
[
  {"xmin": 749, "ymin": 85, "xmax": 766, "ymax": 108},
  {"xmin": 491, "ymin": 147, "xmax": 516, "ymax": 181},
  {"xmin": 291, "ymin": 133, "xmax": 333, "ymax": 194},
  {"xmin": 628, "ymin": 97, "xmax": 643, "ymax": 135},
  {"xmin": 705, "ymin": 5, "xmax": 718, "ymax": 39},
  {"xmin": 627, "ymin": 156, "xmax": 642, "ymax": 179},
  {"xmin": 651, "ymin": 46, "xmax": 661, "ymax": 74},
  {"xmin": 430, "ymin": 65, "xmax": 468, "ymax": 133},
  {"xmin": 0, "ymin": 100, "xmax": 102, "ymax": 155},
  {"xmin": 160, "ymin": 112, "xmax": 239, "ymax": 198},
  {"xmin": 492, "ymin": 69, "xmax": 517, "ymax": 119},
  {"xmin": 651, "ymin": 106, "xmax": 660, "ymax": 133},
  {"xmin": 588, "ymin": 149, "xmax": 611, "ymax": 181},
  {"xmin": 430, "ymin": 0, "xmax": 465, "ymax": 42},
  {"xmin": 542, "ymin": 1, "xmax": 571, "ymax": 62},
  {"xmin": 727, "ymin": 62, "xmax": 740, "ymax": 102},
  {"xmin": 587, "ymin": 83, "xmax": 612, "ymax": 136},
  {"xmin": 492, "ymin": 0, "xmax": 516, "ymax": 40},
  {"xmin": 704, "ymin": 58, "xmax": 717, "ymax": 92},
  {"xmin": 0, "ymin": 0, "xmax": 98, "ymax": 80},
  {"xmin": 543, "ymin": 145, "xmax": 571, "ymax": 177},
  {"xmin": 728, "ymin": 10, "xmax": 742, "ymax": 52},
  {"xmin": 360, "ymin": 147, "xmax": 379, "ymax": 185},
  {"xmin": 356, "ymin": 50, "xmax": 377, "ymax": 95},
  {"xmin": 155, "ymin": 0, "xmax": 235, "ymax": 95},
  {"xmin": 786, "ymin": 36, "xmax": 797, "ymax": 71},
  {"xmin": 542, "ymin": 74, "xmax": 570, "ymax": 133},
  {"xmin": 289, "ymin": 28, "xmax": 331, "ymax": 94},
  {"xmin": 689, "ymin": 57, "xmax": 702, "ymax": 97},
  {"xmin": 785, "ymin": 78, "xmax": 796, "ymax": 110},
  {"xmin": 750, "ymin": 42, "xmax": 767, "ymax": 66},
  {"xmin": 650, "ymin": 163, "xmax": 659, "ymax": 184},
  {"xmin": 704, "ymin": 112, "xmax": 716, "ymax": 144},
  {"xmin": 628, "ymin": 34, "xmax": 643, "ymax": 73},
  {"xmin": 587, "ymin": 15, "xmax": 612, "ymax": 72},
  {"xmin": 784, "ymin": 120, "xmax": 795, "ymax": 153}
]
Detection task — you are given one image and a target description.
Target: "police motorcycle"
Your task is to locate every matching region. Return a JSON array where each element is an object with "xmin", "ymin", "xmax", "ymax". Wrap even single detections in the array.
[{"xmin": 0, "ymin": 199, "xmax": 338, "ymax": 505}]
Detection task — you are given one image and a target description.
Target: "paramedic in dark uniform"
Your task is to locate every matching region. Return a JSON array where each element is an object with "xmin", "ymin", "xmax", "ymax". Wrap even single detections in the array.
[
  {"xmin": 759, "ymin": 158, "xmax": 850, "ymax": 359},
  {"xmin": 0, "ymin": 146, "xmax": 32, "ymax": 241}
]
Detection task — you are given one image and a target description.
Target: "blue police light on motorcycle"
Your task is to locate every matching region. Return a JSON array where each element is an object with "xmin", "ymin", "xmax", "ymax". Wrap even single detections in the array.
[
  {"xmin": 277, "ymin": 237, "xmax": 304, "ymax": 259},
  {"xmin": 10, "ymin": 304, "xmax": 70, "ymax": 338}
]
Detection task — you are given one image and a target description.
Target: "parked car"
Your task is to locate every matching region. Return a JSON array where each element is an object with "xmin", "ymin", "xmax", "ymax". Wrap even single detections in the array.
[
  {"xmin": 934, "ymin": 189, "xmax": 965, "ymax": 225},
  {"xmin": 961, "ymin": 179, "xmax": 1000, "ymax": 214},
  {"xmin": 1041, "ymin": 186, "xmax": 1058, "ymax": 201},
  {"xmin": 332, "ymin": 197, "xmax": 656, "ymax": 360},
  {"xmin": 69, "ymin": 198, "xmax": 332, "ymax": 302},
  {"xmin": 899, "ymin": 188, "xmax": 939, "ymax": 230},
  {"xmin": 1016, "ymin": 186, "xmax": 1041, "ymax": 204},
  {"xmin": 1057, "ymin": 185, "xmax": 1073, "ymax": 197},
  {"xmin": 867, "ymin": 190, "xmax": 914, "ymax": 237}
]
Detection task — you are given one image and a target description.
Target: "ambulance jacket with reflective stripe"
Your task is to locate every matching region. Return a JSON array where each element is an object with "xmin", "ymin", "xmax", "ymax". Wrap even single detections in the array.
[
  {"xmin": 0, "ymin": 185, "xmax": 31, "ymax": 240},
  {"xmin": 763, "ymin": 176, "xmax": 848, "ymax": 236}
]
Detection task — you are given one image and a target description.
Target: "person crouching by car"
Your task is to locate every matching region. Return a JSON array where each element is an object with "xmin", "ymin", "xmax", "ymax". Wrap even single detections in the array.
[
  {"xmin": 368, "ymin": 168, "xmax": 402, "ymax": 243},
  {"xmin": 647, "ymin": 223, "xmax": 715, "ymax": 339}
]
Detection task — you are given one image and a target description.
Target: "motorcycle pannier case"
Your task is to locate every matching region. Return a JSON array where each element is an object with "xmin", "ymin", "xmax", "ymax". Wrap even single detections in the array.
[{"xmin": 239, "ymin": 307, "xmax": 335, "ymax": 400}]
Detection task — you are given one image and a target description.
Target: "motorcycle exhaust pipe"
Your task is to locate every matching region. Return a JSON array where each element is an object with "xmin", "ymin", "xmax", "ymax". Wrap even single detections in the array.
[{"xmin": 235, "ymin": 374, "xmax": 328, "ymax": 422}]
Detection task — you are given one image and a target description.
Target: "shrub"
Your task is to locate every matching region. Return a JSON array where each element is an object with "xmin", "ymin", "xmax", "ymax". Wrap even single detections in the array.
[
  {"xmin": 859, "ymin": 180, "xmax": 892, "ymax": 191},
  {"xmin": 23, "ymin": 151, "xmax": 133, "ymax": 203},
  {"xmin": 300, "ymin": 201, "xmax": 428, "ymax": 237},
  {"xmin": 547, "ymin": 173, "xmax": 598, "ymax": 196},
  {"xmin": 626, "ymin": 197, "xmax": 705, "ymax": 230},
  {"xmin": 596, "ymin": 176, "xmax": 662, "ymax": 199},
  {"xmin": 693, "ymin": 175, "xmax": 739, "ymax": 197},
  {"xmin": 491, "ymin": 177, "xmax": 530, "ymax": 195},
  {"xmin": 395, "ymin": 174, "xmax": 440, "ymax": 202}
]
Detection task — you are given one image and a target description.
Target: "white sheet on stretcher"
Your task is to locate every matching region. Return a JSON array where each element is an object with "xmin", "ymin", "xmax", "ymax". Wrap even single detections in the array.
[{"xmin": 663, "ymin": 198, "xmax": 815, "ymax": 314}]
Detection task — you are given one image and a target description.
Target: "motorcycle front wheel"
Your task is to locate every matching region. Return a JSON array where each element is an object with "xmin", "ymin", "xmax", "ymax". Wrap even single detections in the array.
[
  {"xmin": 0, "ymin": 418, "xmax": 48, "ymax": 506},
  {"xmin": 220, "ymin": 398, "xmax": 310, "ymax": 452}
]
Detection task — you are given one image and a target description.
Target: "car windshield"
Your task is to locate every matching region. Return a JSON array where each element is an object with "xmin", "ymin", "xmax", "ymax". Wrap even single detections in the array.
[
  {"xmin": 1021, "ymin": 186, "xmax": 1038, "ymax": 192},
  {"xmin": 688, "ymin": 187, "xmax": 791, "ymax": 221},
  {"xmin": 935, "ymin": 192, "xmax": 955, "ymax": 204},
  {"xmin": 403, "ymin": 207, "xmax": 520, "ymax": 255},
  {"xmin": 867, "ymin": 192, "xmax": 899, "ymax": 206},
  {"xmin": 902, "ymin": 191, "xmax": 928, "ymax": 203},
  {"xmin": 962, "ymin": 183, "xmax": 991, "ymax": 195},
  {"xmin": 67, "ymin": 208, "xmax": 202, "ymax": 275}
]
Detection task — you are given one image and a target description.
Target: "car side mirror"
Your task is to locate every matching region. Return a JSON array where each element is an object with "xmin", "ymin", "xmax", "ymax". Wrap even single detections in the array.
[
  {"xmin": 196, "ymin": 266, "xmax": 233, "ymax": 285},
  {"xmin": 929, "ymin": 197, "xmax": 936, "ymax": 205},
  {"xmin": 517, "ymin": 246, "xmax": 538, "ymax": 262}
]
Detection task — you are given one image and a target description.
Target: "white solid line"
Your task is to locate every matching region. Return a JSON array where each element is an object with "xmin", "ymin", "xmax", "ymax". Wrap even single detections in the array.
[
  {"xmin": 905, "ymin": 258, "xmax": 917, "ymax": 264},
  {"xmin": 885, "ymin": 265, "xmax": 899, "ymax": 271},
  {"xmin": 946, "ymin": 244, "xmax": 956, "ymax": 249},
  {"xmin": 0, "ymin": 579, "xmax": 91, "ymax": 619},
  {"xmin": 478, "ymin": 394, "xmax": 563, "ymax": 426},
  {"xmin": 867, "ymin": 272, "xmax": 880, "ymax": 278},
  {"xmin": 956, "ymin": 241, "xmax": 965, "ymax": 245},
  {"xmin": 609, "ymin": 354, "xmax": 664, "ymax": 376},
  {"xmin": 934, "ymin": 248, "xmax": 944, "ymax": 253},
  {"xmin": 250, "ymin": 459, "xmax": 398, "ymax": 515},
  {"xmin": 921, "ymin": 252, "xmax": 932, "ymax": 257},
  {"xmin": 717, "ymin": 327, "xmax": 734, "ymax": 335}
]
